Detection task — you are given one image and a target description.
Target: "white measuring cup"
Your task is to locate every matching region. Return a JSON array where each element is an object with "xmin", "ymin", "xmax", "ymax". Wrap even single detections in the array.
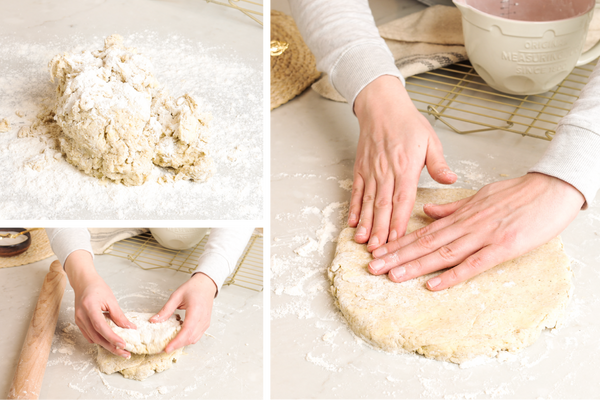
[{"xmin": 453, "ymin": 0, "xmax": 600, "ymax": 95}]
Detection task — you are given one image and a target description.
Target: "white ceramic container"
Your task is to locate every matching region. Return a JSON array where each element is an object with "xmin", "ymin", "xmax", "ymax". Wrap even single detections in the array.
[
  {"xmin": 150, "ymin": 228, "xmax": 209, "ymax": 250},
  {"xmin": 454, "ymin": 0, "xmax": 600, "ymax": 94}
]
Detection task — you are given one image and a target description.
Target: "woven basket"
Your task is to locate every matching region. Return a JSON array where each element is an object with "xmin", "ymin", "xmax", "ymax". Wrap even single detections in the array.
[{"xmin": 271, "ymin": 10, "xmax": 321, "ymax": 110}]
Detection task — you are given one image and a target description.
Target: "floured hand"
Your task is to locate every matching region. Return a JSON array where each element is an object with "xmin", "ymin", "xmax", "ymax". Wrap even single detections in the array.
[
  {"xmin": 368, "ymin": 173, "xmax": 584, "ymax": 290},
  {"xmin": 64, "ymin": 250, "xmax": 136, "ymax": 358},
  {"xmin": 150, "ymin": 272, "xmax": 217, "ymax": 353},
  {"xmin": 351, "ymin": 75, "xmax": 456, "ymax": 252}
]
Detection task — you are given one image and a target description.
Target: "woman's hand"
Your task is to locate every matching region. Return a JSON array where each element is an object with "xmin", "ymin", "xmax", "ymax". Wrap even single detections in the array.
[
  {"xmin": 150, "ymin": 272, "xmax": 217, "ymax": 354},
  {"xmin": 351, "ymin": 75, "xmax": 457, "ymax": 252},
  {"xmin": 65, "ymin": 250, "xmax": 135, "ymax": 358},
  {"xmin": 367, "ymin": 173, "xmax": 585, "ymax": 290}
]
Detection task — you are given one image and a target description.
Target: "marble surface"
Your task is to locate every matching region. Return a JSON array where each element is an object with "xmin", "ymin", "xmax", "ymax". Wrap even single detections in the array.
[
  {"xmin": 0, "ymin": 0, "xmax": 263, "ymax": 220},
  {"xmin": 1, "ymin": 254, "xmax": 263, "ymax": 399},
  {"xmin": 271, "ymin": 0, "xmax": 600, "ymax": 398}
]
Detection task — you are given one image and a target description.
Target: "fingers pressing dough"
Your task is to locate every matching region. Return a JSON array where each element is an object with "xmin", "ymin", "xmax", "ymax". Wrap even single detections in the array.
[{"xmin": 329, "ymin": 188, "xmax": 572, "ymax": 364}]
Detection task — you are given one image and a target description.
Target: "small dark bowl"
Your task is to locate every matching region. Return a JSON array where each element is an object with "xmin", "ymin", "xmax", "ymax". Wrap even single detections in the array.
[{"xmin": 0, "ymin": 228, "xmax": 32, "ymax": 257}]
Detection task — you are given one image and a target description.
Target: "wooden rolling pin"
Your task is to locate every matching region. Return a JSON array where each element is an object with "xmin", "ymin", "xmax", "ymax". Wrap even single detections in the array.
[{"xmin": 7, "ymin": 260, "xmax": 67, "ymax": 400}]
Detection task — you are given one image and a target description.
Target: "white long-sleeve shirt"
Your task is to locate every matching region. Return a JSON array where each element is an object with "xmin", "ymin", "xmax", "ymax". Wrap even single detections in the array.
[
  {"xmin": 45, "ymin": 227, "xmax": 254, "ymax": 293},
  {"xmin": 289, "ymin": 0, "xmax": 404, "ymax": 107},
  {"xmin": 290, "ymin": 0, "xmax": 600, "ymax": 206}
]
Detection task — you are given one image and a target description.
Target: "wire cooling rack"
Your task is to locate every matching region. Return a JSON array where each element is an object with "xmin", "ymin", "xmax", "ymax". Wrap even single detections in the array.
[
  {"xmin": 406, "ymin": 60, "xmax": 598, "ymax": 140},
  {"xmin": 105, "ymin": 230, "xmax": 263, "ymax": 292},
  {"xmin": 205, "ymin": 0, "xmax": 263, "ymax": 26}
]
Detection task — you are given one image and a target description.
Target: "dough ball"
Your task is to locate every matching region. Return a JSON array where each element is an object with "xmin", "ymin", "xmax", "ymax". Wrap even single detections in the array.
[
  {"xmin": 106, "ymin": 312, "xmax": 183, "ymax": 354},
  {"xmin": 329, "ymin": 188, "xmax": 572, "ymax": 364},
  {"xmin": 48, "ymin": 34, "xmax": 215, "ymax": 185}
]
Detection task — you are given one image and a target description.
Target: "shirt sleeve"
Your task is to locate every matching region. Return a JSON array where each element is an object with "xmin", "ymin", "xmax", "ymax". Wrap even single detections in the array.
[
  {"xmin": 529, "ymin": 61, "xmax": 600, "ymax": 208},
  {"xmin": 289, "ymin": 0, "xmax": 404, "ymax": 108},
  {"xmin": 192, "ymin": 227, "xmax": 255, "ymax": 295},
  {"xmin": 45, "ymin": 228, "xmax": 94, "ymax": 267}
]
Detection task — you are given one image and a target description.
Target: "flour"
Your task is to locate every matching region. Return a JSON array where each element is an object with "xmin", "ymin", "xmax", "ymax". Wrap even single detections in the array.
[
  {"xmin": 68, "ymin": 383, "xmax": 85, "ymax": 393},
  {"xmin": 97, "ymin": 370, "xmax": 148, "ymax": 399},
  {"xmin": 316, "ymin": 202, "xmax": 347, "ymax": 254},
  {"xmin": 294, "ymin": 237, "xmax": 318, "ymax": 257},
  {"xmin": 305, "ymin": 352, "xmax": 341, "ymax": 372},
  {"xmin": 454, "ymin": 159, "xmax": 496, "ymax": 187},
  {"xmin": 417, "ymin": 158, "xmax": 496, "ymax": 190},
  {"xmin": 301, "ymin": 206, "xmax": 321, "ymax": 216},
  {"xmin": 271, "ymin": 198, "xmax": 350, "ymax": 323},
  {"xmin": 157, "ymin": 386, "xmax": 168, "ymax": 394},
  {"xmin": 184, "ymin": 383, "xmax": 198, "ymax": 392},
  {"xmin": 0, "ymin": 32, "xmax": 261, "ymax": 219},
  {"xmin": 322, "ymin": 330, "xmax": 338, "ymax": 343}
]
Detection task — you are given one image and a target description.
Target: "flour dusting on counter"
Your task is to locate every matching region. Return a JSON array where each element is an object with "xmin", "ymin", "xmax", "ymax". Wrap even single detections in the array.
[
  {"xmin": 44, "ymin": 271, "xmax": 262, "ymax": 399},
  {"xmin": 271, "ymin": 171, "xmax": 594, "ymax": 399}
]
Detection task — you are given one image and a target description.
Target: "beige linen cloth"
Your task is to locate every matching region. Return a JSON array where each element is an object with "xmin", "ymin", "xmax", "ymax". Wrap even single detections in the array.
[
  {"xmin": 313, "ymin": 5, "xmax": 600, "ymax": 103},
  {"xmin": 90, "ymin": 229, "xmax": 261, "ymax": 254},
  {"xmin": 88, "ymin": 228, "xmax": 149, "ymax": 254}
]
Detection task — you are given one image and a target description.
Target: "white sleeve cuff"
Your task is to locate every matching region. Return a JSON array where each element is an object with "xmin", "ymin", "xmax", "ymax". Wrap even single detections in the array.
[
  {"xmin": 45, "ymin": 228, "xmax": 94, "ymax": 267},
  {"xmin": 193, "ymin": 252, "xmax": 231, "ymax": 295},
  {"xmin": 529, "ymin": 124, "xmax": 600, "ymax": 208},
  {"xmin": 330, "ymin": 43, "xmax": 405, "ymax": 109},
  {"xmin": 192, "ymin": 227, "xmax": 254, "ymax": 295}
]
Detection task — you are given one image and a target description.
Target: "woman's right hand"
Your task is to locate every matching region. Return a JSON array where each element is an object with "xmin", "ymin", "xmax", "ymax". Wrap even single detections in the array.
[
  {"xmin": 64, "ymin": 250, "xmax": 135, "ymax": 358},
  {"xmin": 351, "ymin": 75, "xmax": 457, "ymax": 251}
]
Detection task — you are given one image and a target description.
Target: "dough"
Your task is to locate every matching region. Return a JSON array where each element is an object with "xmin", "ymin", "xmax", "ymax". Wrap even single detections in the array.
[
  {"xmin": 97, "ymin": 312, "xmax": 185, "ymax": 381},
  {"xmin": 105, "ymin": 312, "xmax": 182, "ymax": 354},
  {"xmin": 121, "ymin": 348, "xmax": 184, "ymax": 381},
  {"xmin": 329, "ymin": 188, "xmax": 572, "ymax": 364},
  {"xmin": 0, "ymin": 118, "xmax": 10, "ymax": 132},
  {"xmin": 48, "ymin": 34, "xmax": 214, "ymax": 185},
  {"xmin": 97, "ymin": 346, "xmax": 183, "ymax": 381},
  {"xmin": 96, "ymin": 345, "xmax": 146, "ymax": 374}
]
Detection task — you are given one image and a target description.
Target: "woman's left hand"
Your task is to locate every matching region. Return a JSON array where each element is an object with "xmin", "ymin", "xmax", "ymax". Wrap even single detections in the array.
[
  {"xmin": 150, "ymin": 272, "xmax": 217, "ymax": 353},
  {"xmin": 367, "ymin": 173, "xmax": 584, "ymax": 290}
]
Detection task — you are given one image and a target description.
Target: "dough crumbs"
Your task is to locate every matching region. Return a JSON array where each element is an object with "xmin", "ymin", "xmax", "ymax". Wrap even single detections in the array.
[
  {"xmin": 338, "ymin": 178, "xmax": 353, "ymax": 191},
  {"xmin": 31, "ymin": 34, "xmax": 215, "ymax": 186},
  {"xmin": 0, "ymin": 118, "xmax": 10, "ymax": 132}
]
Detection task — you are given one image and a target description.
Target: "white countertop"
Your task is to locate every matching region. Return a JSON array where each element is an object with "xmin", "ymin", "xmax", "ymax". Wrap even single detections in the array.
[
  {"xmin": 271, "ymin": 1, "xmax": 600, "ymax": 398},
  {"xmin": 0, "ymin": 254, "xmax": 263, "ymax": 399},
  {"xmin": 0, "ymin": 0, "xmax": 263, "ymax": 220}
]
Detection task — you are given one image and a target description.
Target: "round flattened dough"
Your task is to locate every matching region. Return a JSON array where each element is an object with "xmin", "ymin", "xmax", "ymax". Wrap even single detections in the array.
[
  {"xmin": 106, "ymin": 312, "xmax": 183, "ymax": 354},
  {"xmin": 329, "ymin": 188, "xmax": 572, "ymax": 364}
]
